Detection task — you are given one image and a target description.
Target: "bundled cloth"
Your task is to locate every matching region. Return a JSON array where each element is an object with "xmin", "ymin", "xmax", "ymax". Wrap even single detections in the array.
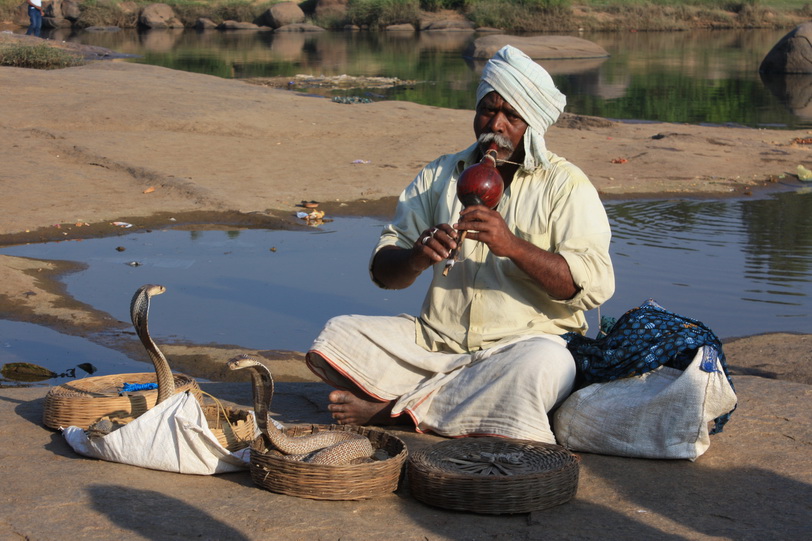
[
  {"xmin": 562, "ymin": 298, "xmax": 735, "ymax": 433},
  {"xmin": 63, "ymin": 392, "xmax": 250, "ymax": 475},
  {"xmin": 553, "ymin": 299, "xmax": 738, "ymax": 460}
]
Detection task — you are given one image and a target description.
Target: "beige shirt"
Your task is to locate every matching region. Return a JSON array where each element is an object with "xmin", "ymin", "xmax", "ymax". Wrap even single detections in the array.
[{"xmin": 372, "ymin": 143, "xmax": 615, "ymax": 353}]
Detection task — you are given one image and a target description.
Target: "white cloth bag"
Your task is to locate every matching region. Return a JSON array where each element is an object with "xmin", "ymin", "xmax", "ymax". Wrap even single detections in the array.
[
  {"xmin": 62, "ymin": 392, "xmax": 250, "ymax": 475},
  {"xmin": 553, "ymin": 346, "xmax": 737, "ymax": 461}
]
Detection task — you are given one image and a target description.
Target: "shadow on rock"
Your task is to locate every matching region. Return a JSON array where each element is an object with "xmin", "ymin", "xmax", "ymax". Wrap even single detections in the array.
[
  {"xmin": 88, "ymin": 484, "xmax": 250, "ymax": 540},
  {"xmin": 587, "ymin": 455, "xmax": 812, "ymax": 539}
]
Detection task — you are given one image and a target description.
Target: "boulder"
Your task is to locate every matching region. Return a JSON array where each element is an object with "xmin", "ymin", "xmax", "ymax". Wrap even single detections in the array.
[
  {"xmin": 274, "ymin": 23, "xmax": 325, "ymax": 33},
  {"xmin": 260, "ymin": 1, "xmax": 305, "ymax": 29},
  {"xmin": 315, "ymin": 0, "xmax": 348, "ymax": 19},
  {"xmin": 62, "ymin": 0, "xmax": 81, "ymax": 21},
  {"xmin": 464, "ymin": 34, "xmax": 609, "ymax": 60},
  {"xmin": 39, "ymin": 0, "xmax": 74, "ymax": 28},
  {"xmin": 139, "ymin": 3, "xmax": 183, "ymax": 29},
  {"xmin": 760, "ymin": 22, "xmax": 812, "ymax": 74}
]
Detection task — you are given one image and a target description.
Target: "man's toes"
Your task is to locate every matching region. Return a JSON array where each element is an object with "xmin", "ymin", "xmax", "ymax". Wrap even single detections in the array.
[{"xmin": 328, "ymin": 390, "xmax": 350, "ymax": 404}]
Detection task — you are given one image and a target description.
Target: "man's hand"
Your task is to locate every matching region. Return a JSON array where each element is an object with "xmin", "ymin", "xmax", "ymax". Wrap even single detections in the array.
[
  {"xmin": 455, "ymin": 205, "xmax": 578, "ymax": 300},
  {"xmin": 415, "ymin": 223, "xmax": 459, "ymax": 264},
  {"xmin": 454, "ymin": 205, "xmax": 517, "ymax": 258},
  {"xmin": 371, "ymin": 224, "xmax": 459, "ymax": 289}
]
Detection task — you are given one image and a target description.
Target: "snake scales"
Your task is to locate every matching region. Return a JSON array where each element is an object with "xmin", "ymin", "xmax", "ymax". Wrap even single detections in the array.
[{"xmin": 228, "ymin": 354, "xmax": 375, "ymax": 465}]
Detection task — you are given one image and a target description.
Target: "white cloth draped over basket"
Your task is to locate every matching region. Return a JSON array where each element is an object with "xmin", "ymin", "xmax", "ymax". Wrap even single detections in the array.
[
  {"xmin": 62, "ymin": 391, "xmax": 250, "ymax": 475},
  {"xmin": 553, "ymin": 346, "xmax": 737, "ymax": 461}
]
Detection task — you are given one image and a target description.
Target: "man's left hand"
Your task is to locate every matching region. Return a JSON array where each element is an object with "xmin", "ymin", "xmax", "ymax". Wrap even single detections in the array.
[{"xmin": 454, "ymin": 205, "xmax": 517, "ymax": 258}]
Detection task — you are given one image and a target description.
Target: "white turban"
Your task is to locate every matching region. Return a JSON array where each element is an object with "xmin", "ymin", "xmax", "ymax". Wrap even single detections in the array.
[{"xmin": 476, "ymin": 45, "xmax": 566, "ymax": 170}]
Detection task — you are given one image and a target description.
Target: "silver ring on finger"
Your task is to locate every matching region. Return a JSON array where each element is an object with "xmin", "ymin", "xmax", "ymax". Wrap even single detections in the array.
[{"xmin": 421, "ymin": 235, "xmax": 431, "ymax": 245}]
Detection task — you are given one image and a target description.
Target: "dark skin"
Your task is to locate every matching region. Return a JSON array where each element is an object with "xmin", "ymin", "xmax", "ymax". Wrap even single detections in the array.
[{"xmin": 323, "ymin": 91, "xmax": 578, "ymax": 426}]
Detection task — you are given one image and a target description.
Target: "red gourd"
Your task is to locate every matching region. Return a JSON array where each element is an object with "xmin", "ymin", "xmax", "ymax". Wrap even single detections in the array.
[
  {"xmin": 443, "ymin": 144, "xmax": 504, "ymax": 276},
  {"xmin": 456, "ymin": 144, "xmax": 504, "ymax": 209}
]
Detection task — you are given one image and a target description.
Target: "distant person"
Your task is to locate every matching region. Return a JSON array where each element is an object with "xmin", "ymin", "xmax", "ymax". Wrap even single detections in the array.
[
  {"xmin": 26, "ymin": 0, "xmax": 44, "ymax": 38},
  {"xmin": 306, "ymin": 45, "xmax": 615, "ymax": 444}
]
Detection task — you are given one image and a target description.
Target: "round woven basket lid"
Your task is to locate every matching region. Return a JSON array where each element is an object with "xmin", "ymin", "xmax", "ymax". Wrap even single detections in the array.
[{"xmin": 407, "ymin": 437, "xmax": 580, "ymax": 514}]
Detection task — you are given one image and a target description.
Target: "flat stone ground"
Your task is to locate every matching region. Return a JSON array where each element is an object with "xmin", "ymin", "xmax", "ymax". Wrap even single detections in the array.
[{"xmin": 1, "ymin": 375, "xmax": 809, "ymax": 540}]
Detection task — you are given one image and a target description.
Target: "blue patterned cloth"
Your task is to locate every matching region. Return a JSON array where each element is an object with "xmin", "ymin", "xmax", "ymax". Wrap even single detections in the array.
[
  {"xmin": 563, "ymin": 299, "xmax": 736, "ymax": 434},
  {"xmin": 120, "ymin": 382, "xmax": 158, "ymax": 393}
]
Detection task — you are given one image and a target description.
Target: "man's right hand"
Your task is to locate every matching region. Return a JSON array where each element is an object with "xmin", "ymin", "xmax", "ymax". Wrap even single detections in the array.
[
  {"xmin": 371, "ymin": 224, "xmax": 458, "ymax": 289},
  {"xmin": 414, "ymin": 223, "xmax": 458, "ymax": 264}
]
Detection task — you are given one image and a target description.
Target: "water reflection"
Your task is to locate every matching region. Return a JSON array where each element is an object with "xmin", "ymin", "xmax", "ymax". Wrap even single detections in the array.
[
  {"xmin": 29, "ymin": 27, "xmax": 803, "ymax": 128},
  {"xmin": 603, "ymin": 190, "xmax": 812, "ymax": 338},
  {"xmin": 760, "ymin": 72, "xmax": 812, "ymax": 122}
]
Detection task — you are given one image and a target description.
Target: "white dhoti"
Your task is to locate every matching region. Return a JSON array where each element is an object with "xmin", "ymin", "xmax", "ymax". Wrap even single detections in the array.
[{"xmin": 307, "ymin": 314, "xmax": 576, "ymax": 444}]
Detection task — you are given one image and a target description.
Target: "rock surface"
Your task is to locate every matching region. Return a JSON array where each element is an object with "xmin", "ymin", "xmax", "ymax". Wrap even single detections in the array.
[
  {"xmin": 260, "ymin": 1, "xmax": 306, "ymax": 29},
  {"xmin": 760, "ymin": 22, "xmax": 812, "ymax": 73},
  {"xmin": 0, "ymin": 373, "xmax": 809, "ymax": 540},
  {"xmin": 138, "ymin": 3, "xmax": 183, "ymax": 29}
]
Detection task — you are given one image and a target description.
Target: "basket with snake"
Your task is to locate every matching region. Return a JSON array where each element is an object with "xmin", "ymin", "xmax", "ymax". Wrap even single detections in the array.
[
  {"xmin": 44, "ymin": 285, "xmax": 255, "ymax": 454},
  {"xmin": 228, "ymin": 355, "xmax": 408, "ymax": 500}
]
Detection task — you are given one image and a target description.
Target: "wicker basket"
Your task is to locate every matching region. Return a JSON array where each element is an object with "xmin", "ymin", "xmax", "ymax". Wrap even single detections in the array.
[
  {"xmin": 250, "ymin": 424, "xmax": 408, "ymax": 500},
  {"xmin": 42, "ymin": 372, "xmax": 201, "ymax": 430},
  {"xmin": 200, "ymin": 397, "xmax": 256, "ymax": 453},
  {"xmin": 407, "ymin": 437, "xmax": 580, "ymax": 514}
]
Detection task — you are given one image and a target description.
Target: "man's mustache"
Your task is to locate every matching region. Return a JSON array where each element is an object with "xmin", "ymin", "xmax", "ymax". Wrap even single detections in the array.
[{"xmin": 478, "ymin": 133, "xmax": 514, "ymax": 153}]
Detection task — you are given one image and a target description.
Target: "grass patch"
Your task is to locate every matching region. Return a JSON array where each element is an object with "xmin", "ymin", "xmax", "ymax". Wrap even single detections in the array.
[
  {"xmin": 347, "ymin": 0, "xmax": 421, "ymax": 28},
  {"xmin": 466, "ymin": 0, "xmax": 572, "ymax": 32},
  {"xmin": 0, "ymin": 42, "xmax": 86, "ymax": 69}
]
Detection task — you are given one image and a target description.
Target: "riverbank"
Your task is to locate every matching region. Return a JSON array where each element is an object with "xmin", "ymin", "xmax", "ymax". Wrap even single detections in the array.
[{"xmin": 2, "ymin": 0, "xmax": 810, "ymax": 33}]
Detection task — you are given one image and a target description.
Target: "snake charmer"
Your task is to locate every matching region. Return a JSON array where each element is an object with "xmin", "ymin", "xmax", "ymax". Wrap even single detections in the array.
[{"xmin": 306, "ymin": 45, "xmax": 615, "ymax": 444}]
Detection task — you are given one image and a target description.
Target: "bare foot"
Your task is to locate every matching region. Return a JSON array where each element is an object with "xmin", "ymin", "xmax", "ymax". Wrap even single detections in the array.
[{"xmin": 328, "ymin": 389, "xmax": 405, "ymax": 426}]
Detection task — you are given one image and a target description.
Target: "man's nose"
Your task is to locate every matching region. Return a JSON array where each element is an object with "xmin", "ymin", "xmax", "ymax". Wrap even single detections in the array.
[{"xmin": 488, "ymin": 112, "xmax": 507, "ymax": 133}]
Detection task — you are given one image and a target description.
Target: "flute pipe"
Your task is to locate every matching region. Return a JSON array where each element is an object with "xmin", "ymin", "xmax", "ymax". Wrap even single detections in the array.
[{"xmin": 442, "ymin": 230, "xmax": 468, "ymax": 276}]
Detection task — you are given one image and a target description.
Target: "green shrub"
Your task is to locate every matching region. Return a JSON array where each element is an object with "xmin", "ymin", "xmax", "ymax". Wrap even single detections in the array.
[
  {"xmin": 347, "ymin": 0, "xmax": 421, "ymax": 28},
  {"xmin": 0, "ymin": 43, "xmax": 86, "ymax": 69},
  {"xmin": 466, "ymin": 0, "xmax": 572, "ymax": 32}
]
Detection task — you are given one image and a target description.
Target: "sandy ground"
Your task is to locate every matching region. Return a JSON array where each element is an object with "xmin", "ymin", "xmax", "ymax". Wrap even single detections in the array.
[{"xmin": 0, "ymin": 38, "xmax": 810, "ymax": 541}]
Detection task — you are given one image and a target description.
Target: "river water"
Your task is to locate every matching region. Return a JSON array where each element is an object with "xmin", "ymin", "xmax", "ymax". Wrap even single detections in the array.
[
  {"xmin": 1, "ymin": 189, "xmax": 810, "ymax": 380},
  {"xmin": 34, "ymin": 26, "xmax": 809, "ymax": 129}
]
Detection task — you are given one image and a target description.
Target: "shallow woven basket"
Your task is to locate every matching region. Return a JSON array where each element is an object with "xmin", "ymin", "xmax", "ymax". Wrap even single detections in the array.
[
  {"xmin": 42, "ymin": 372, "xmax": 201, "ymax": 430},
  {"xmin": 250, "ymin": 424, "xmax": 408, "ymax": 500},
  {"xmin": 200, "ymin": 399, "xmax": 256, "ymax": 453},
  {"xmin": 407, "ymin": 437, "xmax": 580, "ymax": 514}
]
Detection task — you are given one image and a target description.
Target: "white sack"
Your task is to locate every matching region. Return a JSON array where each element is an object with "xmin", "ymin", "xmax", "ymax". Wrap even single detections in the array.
[
  {"xmin": 63, "ymin": 391, "xmax": 249, "ymax": 475},
  {"xmin": 553, "ymin": 346, "xmax": 737, "ymax": 461}
]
